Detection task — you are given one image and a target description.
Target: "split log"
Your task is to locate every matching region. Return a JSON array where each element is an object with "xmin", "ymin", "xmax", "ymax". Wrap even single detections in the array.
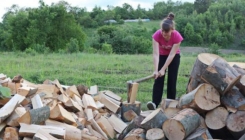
[
  {"xmin": 122, "ymin": 110, "xmax": 138, "ymax": 122},
  {"xmin": 141, "ymin": 108, "xmax": 167, "ymax": 131},
  {"xmin": 201, "ymin": 57, "xmax": 241, "ymax": 95},
  {"xmin": 179, "ymin": 83, "xmax": 220, "ymax": 113},
  {"xmin": 82, "ymin": 94, "xmax": 98, "ymax": 110},
  {"xmin": 90, "ymin": 119, "xmax": 108, "ymax": 140},
  {"xmin": 118, "ymin": 115, "xmax": 145, "ymax": 140},
  {"xmin": 123, "ymin": 128, "xmax": 146, "ymax": 140},
  {"xmin": 0, "ymin": 122, "xmax": 6, "ymax": 133},
  {"xmin": 45, "ymin": 119, "xmax": 82, "ymax": 140},
  {"xmin": 88, "ymin": 85, "xmax": 98, "ymax": 96},
  {"xmin": 146, "ymin": 128, "xmax": 165, "ymax": 140},
  {"xmin": 0, "ymin": 94, "xmax": 25, "ymax": 123},
  {"xmin": 33, "ymin": 129, "xmax": 59, "ymax": 140},
  {"xmin": 205, "ymin": 107, "xmax": 228, "ymax": 130},
  {"xmin": 31, "ymin": 94, "xmax": 43, "ymax": 109},
  {"xmin": 96, "ymin": 116, "xmax": 115, "ymax": 139},
  {"xmin": 121, "ymin": 101, "xmax": 141, "ymax": 122},
  {"xmin": 185, "ymin": 128, "xmax": 212, "ymax": 140},
  {"xmin": 3, "ymin": 127, "xmax": 19, "ymax": 140},
  {"xmin": 18, "ymin": 106, "xmax": 50, "ymax": 124},
  {"xmin": 17, "ymin": 86, "xmax": 37, "ymax": 97},
  {"xmin": 102, "ymin": 90, "xmax": 122, "ymax": 101},
  {"xmin": 226, "ymin": 111, "xmax": 245, "ymax": 139},
  {"xmin": 107, "ymin": 114, "xmax": 127, "ymax": 134},
  {"xmin": 228, "ymin": 62, "xmax": 245, "ymax": 70},
  {"xmin": 162, "ymin": 108, "xmax": 200, "ymax": 140},
  {"xmin": 6, "ymin": 107, "xmax": 26, "ymax": 126},
  {"xmin": 66, "ymin": 85, "xmax": 81, "ymax": 98},
  {"xmin": 86, "ymin": 125, "xmax": 105, "ymax": 139},
  {"xmin": 76, "ymin": 84, "xmax": 88, "ymax": 97},
  {"xmin": 19, "ymin": 123, "xmax": 65, "ymax": 139},
  {"xmin": 50, "ymin": 104, "xmax": 76, "ymax": 125},
  {"xmin": 140, "ymin": 110, "xmax": 153, "ymax": 118},
  {"xmin": 221, "ymin": 87, "xmax": 245, "ymax": 112},
  {"xmin": 187, "ymin": 53, "xmax": 221, "ymax": 92}
]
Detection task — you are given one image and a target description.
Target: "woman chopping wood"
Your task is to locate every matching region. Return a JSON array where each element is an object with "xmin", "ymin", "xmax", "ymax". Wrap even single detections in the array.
[{"xmin": 147, "ymin": 12, "xmax": 183, "ymax": 110}]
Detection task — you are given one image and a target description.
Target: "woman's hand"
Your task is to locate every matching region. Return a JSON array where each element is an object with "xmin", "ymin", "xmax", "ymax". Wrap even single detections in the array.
[
  {"xmin": 153, "ymin": 71, "xmax": 159, "ymax": 79},
  {"xmin": 158, "ymin": 69, "xmax": 165, "ymax": 77}
]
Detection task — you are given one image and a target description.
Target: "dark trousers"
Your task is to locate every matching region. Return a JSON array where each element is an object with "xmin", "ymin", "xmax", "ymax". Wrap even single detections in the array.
[{"xmin": 152, "ymin": 54, "xmax": 180, "ymax": 107}]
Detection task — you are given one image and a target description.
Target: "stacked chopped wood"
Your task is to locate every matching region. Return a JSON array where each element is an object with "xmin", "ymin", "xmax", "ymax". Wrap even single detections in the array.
[{"xmin": 0, "ymin": 53, "xmax": 245, "ymax": 140}]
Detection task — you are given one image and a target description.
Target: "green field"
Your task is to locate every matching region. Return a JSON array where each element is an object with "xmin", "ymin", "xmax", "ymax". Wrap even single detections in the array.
[{"xmin": 1, "ymin": 51, "xmax": 244, "ymax": 110}]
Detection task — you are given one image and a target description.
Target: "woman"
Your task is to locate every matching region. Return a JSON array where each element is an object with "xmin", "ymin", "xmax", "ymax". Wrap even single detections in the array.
[{"xmin": 147, "ymin": 12, "xmax": 183, "ymax": 110}]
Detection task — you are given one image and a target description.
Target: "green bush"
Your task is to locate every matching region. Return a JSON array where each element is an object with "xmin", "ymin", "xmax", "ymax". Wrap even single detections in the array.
[
  {"xmin": 66, "ymin": 38, "xmax": 79, "ymax": 53},
  {"xmin": 101, "ymin": 43, "xmax": 113, "ymax": 54},
  {"xmin": 25, "ymin": 48, "xmax": 37, "ymax": 56},
  {"xmin": 208, "ymin": 43, "xmax": 220, "ymax": 54},
  {"xmin": 31, "ymin": 44, "xmax": 50, "ymax": 54}
]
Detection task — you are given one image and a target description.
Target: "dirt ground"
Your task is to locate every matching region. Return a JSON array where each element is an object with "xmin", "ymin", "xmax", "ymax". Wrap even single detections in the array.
[{"xmin": 180, "ymin": 47, "xmax": 245, "ymax": 54}]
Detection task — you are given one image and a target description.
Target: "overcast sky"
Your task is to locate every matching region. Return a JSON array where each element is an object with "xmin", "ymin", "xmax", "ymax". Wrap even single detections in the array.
[{"xmin": 0, "ymin": 0, "xmax": 195, "ymax": 21}]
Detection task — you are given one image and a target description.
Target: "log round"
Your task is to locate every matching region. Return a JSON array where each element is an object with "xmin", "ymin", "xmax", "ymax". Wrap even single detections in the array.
[
  {"xmin": 221, "ymin": 87, "xmax": 245, "ymax": 111},
  {"xmin": 140, "ymin": 108, "xmax": 167, "ymax": 131},
  {"xmin": 179, "ymin": 83, "xmax": 220, "ymax": 113},
  {"xmin": 146, "ymin": 128, "xmax": 165, "ymax": 140},
  {"xmin": 201, "ymin": 58, "xmax": 240, "ymax": 95},
  {"xmin": 226, "ymin": 111, "xmax": 245, "ymax": 139},
  {"xmin": 187, "ymin": 53, "xmax": 221, "ymax": 93},
  {"xmin": 160, "ymin": 99, "xmax": 178, "ymax": 110},
  {"xmin": 163, "ymin": 108, "xmax": 180, "ymax": 119},
  {"xmin": 205, "ymin": 107, "xmax": 228, "ymax": 130},
  {"xmin": 162, "ymin": 108, "xmax": 200, "ymax": 140},
  {"xmin": 121, "ymin": 101, "xmax": 141, "ymax": 122},
  {"xmin": 123, "ymin": 128, "xmax": 146, "ymax": 140}
]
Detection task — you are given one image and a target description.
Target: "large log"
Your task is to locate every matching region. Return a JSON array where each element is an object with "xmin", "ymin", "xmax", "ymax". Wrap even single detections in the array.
[
  {"xmin": 163, "ymin": 108, "xmax": 181, "ymax": 119},
  {"xmin": 179, "ymin": 83, "xmax": 220, "ymax": 113},
  {"xmin": 221, "ymin": 87, "xmax": 245, "ymax": 112},
  {"xmin": 205, "ymin": 107, "xmax": 228, "ymax": 130},
  {"xmin": 162, "ymin": 108, "xmax": 200, "ymax": 140},
  {"xmin": 121, "ymin": 101, "xmax": 141, "ymax": 122},
  {"xmin": 140, "ymin": 108, "xmax": 167, "ymax": 131},
  {"xmin": 118, "ymin": 115, "xmax": 145, "ymax": 140},
  {"xmin": 185, "ymin": 128, "xmax": 212, "ymax": 140},
  {"xmin": 123, "ymin": 128, "xmax": 146, "ymax": 140},
  {"xmin": 201, "ymin": 57, "xmax": 241, "ymax": 95},
  {"xmin": 226, "ymin": 111, "xmax": 245, "ymax": 139},
  {"xmin": 187, "ymin": 53, "xmax": 221, "ymax": 92}
]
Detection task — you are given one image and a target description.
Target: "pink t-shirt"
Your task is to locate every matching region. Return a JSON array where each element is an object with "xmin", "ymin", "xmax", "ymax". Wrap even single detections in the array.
[{"xmin": 152, "ymin": 29, "xmax": 183, "ymax": 55}]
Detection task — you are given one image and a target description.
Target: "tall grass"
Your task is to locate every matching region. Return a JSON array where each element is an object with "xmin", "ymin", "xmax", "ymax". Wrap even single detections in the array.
[{"xmin": 1, "ymin": 51, "xmax": 244, "ymax": 110}]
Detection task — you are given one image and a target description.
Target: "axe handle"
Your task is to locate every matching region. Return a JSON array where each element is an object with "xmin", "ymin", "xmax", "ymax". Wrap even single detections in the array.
[{"xmin": 134, "ymin": 74, "xmax": 154, "ymax": 83}]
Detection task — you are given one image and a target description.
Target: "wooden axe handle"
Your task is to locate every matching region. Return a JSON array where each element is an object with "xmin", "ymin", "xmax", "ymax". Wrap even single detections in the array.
[{"xmin": 134, "ymin": 74, "xmax": 154, "ymax": 83}]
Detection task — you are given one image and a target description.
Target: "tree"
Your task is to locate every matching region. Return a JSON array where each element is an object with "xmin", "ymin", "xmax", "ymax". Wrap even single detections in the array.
[{"xmin": 194, "ymin": 0, "xmax": 212, "ymax": 13}]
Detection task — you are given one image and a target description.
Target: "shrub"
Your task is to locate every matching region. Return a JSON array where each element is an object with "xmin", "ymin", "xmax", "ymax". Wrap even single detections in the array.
[
  {"xmin": 208, "ymin": 43, "xmax": 220, "ymax": 54},
  {"xmin": 101, "ymin": 43, "xmax": 113, "ymax": 54},
  {"xmin": 66, "ymin": 38, "xmax": 79, "ymax": 53},
  {"xmin": 25, "ymin": 48, "xmax": 37, "ymax": 56}
]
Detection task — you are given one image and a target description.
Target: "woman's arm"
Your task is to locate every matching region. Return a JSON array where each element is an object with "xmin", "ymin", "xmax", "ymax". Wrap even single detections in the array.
[
  {"xmin": 152, "ymin": 39, "xmax": 159, "ymax": 79},
  {"xmin": 158, "ymin": 42, "xmax": 181, "ymax": 76}
]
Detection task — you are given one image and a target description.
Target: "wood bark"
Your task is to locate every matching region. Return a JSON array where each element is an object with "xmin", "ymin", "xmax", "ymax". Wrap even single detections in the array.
[
  {"xmin": 187, "ymin": 53, "xmax": 221, "ymax": 93},
  {"xmin": 226, "ymin": 111, "xmax": 245, "ymax": 140},
  {"xmin": 163, "ymin": 108, "xmax": 181, "ymax": 119},
  {"xmin": 233, "ymin": 64, "xmax": 245, "ymax": 75},
  {"xmin": 121, "ymin": 101, "xmax": 141, "ymax": 122},
  {"xmin": 162, "ymin": 108, "xmax": 200, "ymax": 140},
  {"xmin": 123, "ymin": 128, "xmax": 146, "ymax": 140},
  {"xmin": 205, "ymin": 107, "xmax": 228, "ymax": 130},
  {"xmin": 118, "ymin": 115, "xmax": 145, "ymax": 140},
  {"xmin": 201, "ymin": 57, "xmax": 241, "ymax": 95},
  {"xmin": 18, "ymin": 106, "xmax": 50, "ymax": 124},
  {"xmin": 179, "ymin": 83, "xmax": 220, "ymax": 113},
  {"xmin": 146, "ymin": 128, "xmax": 165, "ymax": 140},
  {"xmin": 221, "ymin": 87, "xmax": 245, "ymax": 112},
  {"xmin": 185, "ymin": 128, "xmax": 212, "ymax": 140},
  {"xmin": 141, "ymin": 108, "xmax": 168, "ymax": 131}
]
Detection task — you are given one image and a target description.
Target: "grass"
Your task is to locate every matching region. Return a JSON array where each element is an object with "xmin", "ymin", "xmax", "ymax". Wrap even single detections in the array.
[{"xmin": 1, "ymin": 51, "xmax": 245, "ymax": 110}]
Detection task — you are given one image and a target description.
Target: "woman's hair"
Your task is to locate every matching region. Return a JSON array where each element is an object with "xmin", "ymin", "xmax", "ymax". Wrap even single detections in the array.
[{"xmin": 161, "ymin": 12, "xmax": 175, "ymax": 32}]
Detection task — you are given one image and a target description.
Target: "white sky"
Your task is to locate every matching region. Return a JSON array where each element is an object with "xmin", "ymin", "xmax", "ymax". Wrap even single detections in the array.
[{"xmin": 0, "ymin": 0, "xmax": 195, "ymax": 21}]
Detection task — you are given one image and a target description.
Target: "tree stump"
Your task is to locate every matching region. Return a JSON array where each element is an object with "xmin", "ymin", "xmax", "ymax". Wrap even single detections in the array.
[
  {"xmin": 221, "ymin": 87, "xmax": 245, "ymax": 112},
  {"xmin": 205, "ymin": 107, "xmax": 228, "ymax": 130},
  {"xmin": 179, "ymin": 83, "xmax": 220, "ymax": 113},
  {"xmin": 201, "ymin": 57, "xmax": 241, "ymax": 95},
  {"xmin": 187, "ymin": 53, "xmax": 221, "ymax": 93},
  {"xmin": 226, "ymin": 111, "xmax": 245, "ymax": 140},
  {"xmin": 123, "ymin": 128, "xmax": 146, "ymax": 140},
  {"xmin": 140, "ymin": 108, "xmax": 167, "ymax": 131},
  {"xmin": 146, "ymin": 128, "xmax": 165, "ymax": 140},
  {"xmin": 162, "ymin": 108, "xmax": 200, "ymax": 140},
  {"xmin": 185, "ymin": 128, "xmax": 212, "ymax": 140},
  {"xmin": 121, "ymin": 101, "xmax": 141, "ymax": 122}
]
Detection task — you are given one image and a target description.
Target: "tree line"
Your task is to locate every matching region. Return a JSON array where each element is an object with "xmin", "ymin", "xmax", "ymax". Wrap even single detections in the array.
[{"xmin": 0, "ymin": 0, "xmax": 244, "ymax": 54}]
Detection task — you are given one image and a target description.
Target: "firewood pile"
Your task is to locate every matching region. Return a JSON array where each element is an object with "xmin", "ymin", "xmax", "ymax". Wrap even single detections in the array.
[{"xmin": 0, "ymin": 53, "xmax": 245, "ymax": 140}]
